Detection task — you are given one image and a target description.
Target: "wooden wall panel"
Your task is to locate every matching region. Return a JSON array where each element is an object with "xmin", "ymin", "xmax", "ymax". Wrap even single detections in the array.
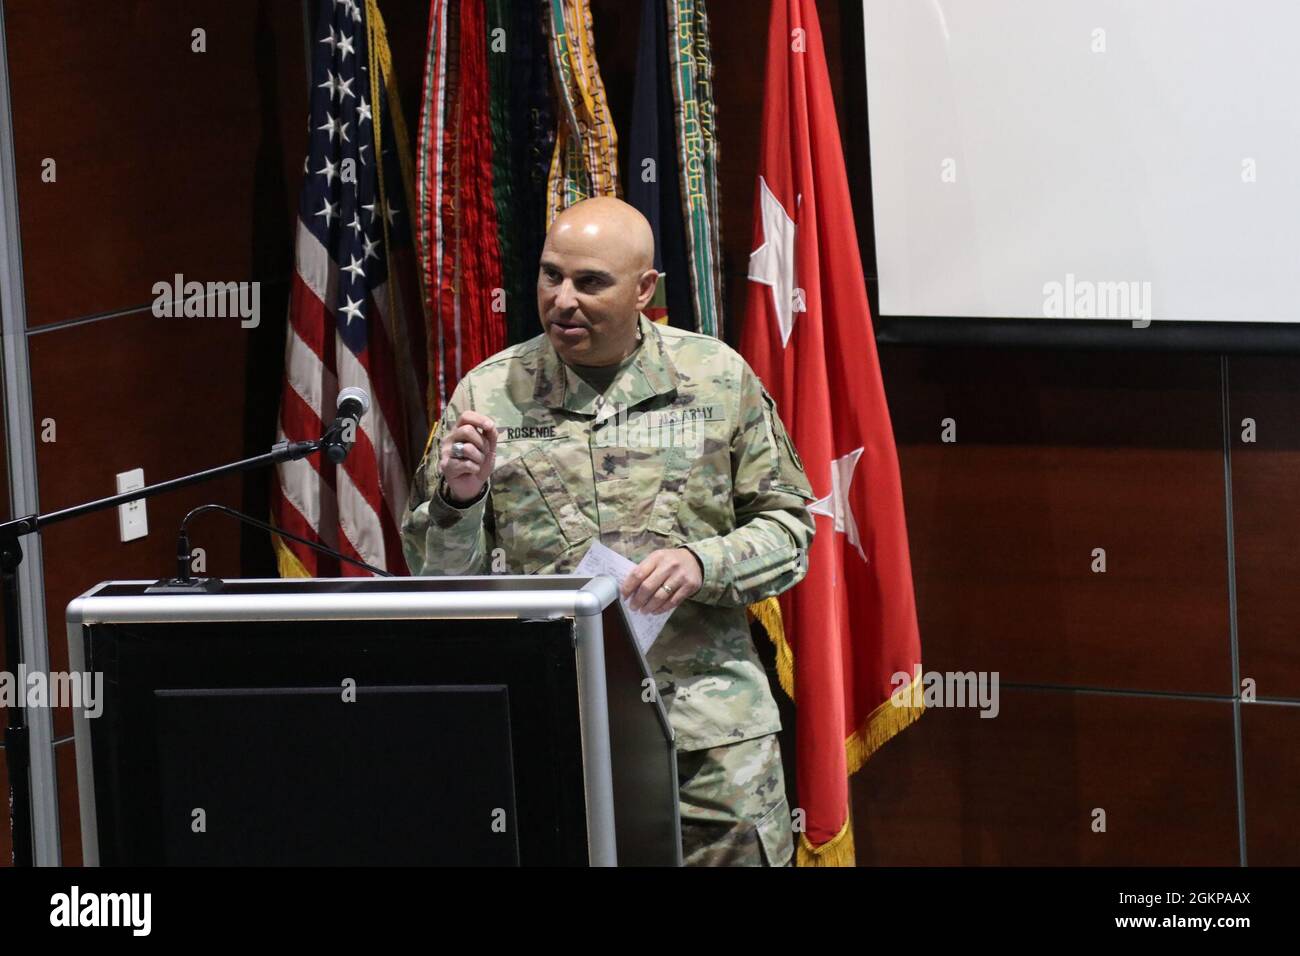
[
  {"xmin": 882, "ymin": 346, "xmax": 1230, "ymax": 694},
  {"xmin": 29, "ymin": 310, "xmax": 260, "ymax": 741},
  {"xmin": 5, "ymin": 0, "xmax": 305, "ymax": 327},
  {"xmin": 1229, "ymin": 355, "xmax": 1300, "ymax": 701},
  {"xmin": 1242, "ymin": 703, "xmax": 1300, "ymax": 865},
  {"xmin": 851, "ymin": 690, "xmax": 1239, "ymax": 865}
]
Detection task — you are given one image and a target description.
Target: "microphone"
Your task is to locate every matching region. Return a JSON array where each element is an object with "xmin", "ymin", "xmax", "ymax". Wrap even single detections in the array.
[{"xmin": 323, "ymin": 387, "xmax": 370, "ymax": 463}]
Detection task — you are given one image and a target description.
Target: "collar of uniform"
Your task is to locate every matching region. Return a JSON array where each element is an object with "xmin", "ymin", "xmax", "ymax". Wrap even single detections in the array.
[{"xmin": 534, "ymin": 313, "xmax": 679, "ymax": 419}]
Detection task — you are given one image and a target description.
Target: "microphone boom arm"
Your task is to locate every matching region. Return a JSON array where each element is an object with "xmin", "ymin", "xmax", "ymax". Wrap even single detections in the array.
[{"xmin": 0, "ymin": 433, "xmax": 340, "ymax": 865}]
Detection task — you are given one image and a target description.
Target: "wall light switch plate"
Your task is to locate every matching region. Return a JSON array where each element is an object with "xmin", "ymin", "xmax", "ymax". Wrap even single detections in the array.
[{"xmin": 116, "ymin": 468, "xmax": 147, "ymax": 542}]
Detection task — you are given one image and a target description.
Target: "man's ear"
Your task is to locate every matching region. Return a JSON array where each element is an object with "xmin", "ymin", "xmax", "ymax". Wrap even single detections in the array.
[{"xmin": 635, "ymin": 269, "xmax": 659, "ymax": 310}]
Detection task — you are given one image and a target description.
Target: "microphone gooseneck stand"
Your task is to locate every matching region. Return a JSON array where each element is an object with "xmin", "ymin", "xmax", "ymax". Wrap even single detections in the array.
[
  {"xmin": 0, "ymin": 424, "xmax": 366, "ymax": 866},
  {"xmin": 165, "ymin": 502, "xmax": 391, "ymax": 588}
]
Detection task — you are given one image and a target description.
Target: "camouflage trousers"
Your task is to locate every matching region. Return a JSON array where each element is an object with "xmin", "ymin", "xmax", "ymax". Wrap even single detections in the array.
[{"xmin": 678, "ymin": 733, "xmax": 794, "ymax": 867}]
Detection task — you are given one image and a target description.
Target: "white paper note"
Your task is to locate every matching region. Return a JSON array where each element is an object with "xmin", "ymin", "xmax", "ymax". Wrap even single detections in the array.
[{"xmin": 572, "ymin": 541, "xmax": 673, "ymax": 655}]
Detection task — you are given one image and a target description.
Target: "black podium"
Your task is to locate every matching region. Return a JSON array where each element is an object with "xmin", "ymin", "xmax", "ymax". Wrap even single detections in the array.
[{"xmin": 66, "ymin": 575, "xmax": 681, "ymax": 866}]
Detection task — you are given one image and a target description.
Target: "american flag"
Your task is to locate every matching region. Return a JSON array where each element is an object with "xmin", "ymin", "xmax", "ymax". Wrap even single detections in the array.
[{"xmin": 272, "ymin": 0, "xmax": 429, "ymax": 577}]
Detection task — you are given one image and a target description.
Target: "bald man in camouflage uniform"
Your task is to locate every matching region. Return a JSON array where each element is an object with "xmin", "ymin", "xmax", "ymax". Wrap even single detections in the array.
[{"xmin": 402, "ymin": 197, "xmax": 814, "ymax": 866}]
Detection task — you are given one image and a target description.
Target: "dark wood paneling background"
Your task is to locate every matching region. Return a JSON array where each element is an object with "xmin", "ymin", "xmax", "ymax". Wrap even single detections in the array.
[
  {"xmin": 2, "ymin": 0, "xmax": 308, "ymax": 866},
  {"xmin": 1, "ymin": 0, "xmax": 1294, "ymax": 866}
]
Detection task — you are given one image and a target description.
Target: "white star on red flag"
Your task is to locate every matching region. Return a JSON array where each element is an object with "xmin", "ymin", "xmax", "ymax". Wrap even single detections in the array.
[
  {"xmin": 808, "ymin": 447, "xmax": 869, "ymax": 564},
  {"xmin": 746, "ymin": 175, "xmax": 799, "ymax": 347}
]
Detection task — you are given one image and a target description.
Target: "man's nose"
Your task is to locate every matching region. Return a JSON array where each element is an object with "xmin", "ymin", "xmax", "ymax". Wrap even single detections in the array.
[{"xmin": 553, "ymin": 278, "xmax": 578, "ymax": 311}]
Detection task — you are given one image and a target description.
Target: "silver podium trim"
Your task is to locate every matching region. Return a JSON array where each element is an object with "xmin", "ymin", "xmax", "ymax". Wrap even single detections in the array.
[{"xmin": 66, "ymin": 574, "xmax": 630, "ymax": 867}]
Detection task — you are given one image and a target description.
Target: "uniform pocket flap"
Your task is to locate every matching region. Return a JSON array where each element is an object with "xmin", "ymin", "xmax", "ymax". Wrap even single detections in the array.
[
  {"xmin": 754, "ymin": 794, "xmax": 794, "ymax": 867},
  {"xmin": 518, "ymin": 446, "xmax": 598, "ymax": 546}
]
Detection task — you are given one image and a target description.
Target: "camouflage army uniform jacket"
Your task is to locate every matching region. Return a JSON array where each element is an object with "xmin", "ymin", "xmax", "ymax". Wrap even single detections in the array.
[{"xmin": 401, "ymin": 314, "xmax": 815, "ymax": 751}]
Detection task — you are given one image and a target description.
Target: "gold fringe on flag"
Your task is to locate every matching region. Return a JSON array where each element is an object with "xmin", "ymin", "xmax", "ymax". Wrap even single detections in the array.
[
  {"xmin": 749, "ymin": 596, "xmax": 794, "ymax": 699},
  {"xmin": 846, "ymin": 670, "xmax": 925, "ymax": 777},
  {"xmin": 797, "ymin": 809, "xmax": 855, "ymax": 868},
  {"xmin": 747, "ymin": 597, "xmax": 926, "ymax": 865},
  {"xmin": 273, "ymin": 532, "xmax": 312, "ymax": 579}
]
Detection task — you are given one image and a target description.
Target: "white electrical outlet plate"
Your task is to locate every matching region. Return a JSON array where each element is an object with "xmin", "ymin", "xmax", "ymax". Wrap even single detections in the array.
[{"xmin": 116, "ymin": 468, "xmax": 147, "ymax": 542}]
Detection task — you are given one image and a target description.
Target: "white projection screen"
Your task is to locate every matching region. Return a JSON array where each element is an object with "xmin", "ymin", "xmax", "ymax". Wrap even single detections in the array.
[{"xmin": 861, "ymin": 0, "xmax": 1300, "ymax": 347}]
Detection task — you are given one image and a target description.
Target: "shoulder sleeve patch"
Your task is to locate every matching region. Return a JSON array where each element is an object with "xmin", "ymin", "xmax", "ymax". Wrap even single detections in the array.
[{"xmin": 760, "ymin": 386, "xmax": 806, "ymax": 474}]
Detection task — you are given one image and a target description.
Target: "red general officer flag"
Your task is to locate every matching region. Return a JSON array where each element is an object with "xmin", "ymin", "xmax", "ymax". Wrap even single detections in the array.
[{"xmin": 740, "ymin": 0, "xmax": 924, "ymax": 867}]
